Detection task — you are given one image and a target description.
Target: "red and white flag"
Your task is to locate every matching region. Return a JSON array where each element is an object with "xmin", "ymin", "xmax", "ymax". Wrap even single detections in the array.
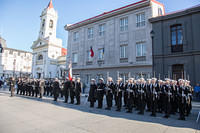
[
  {"xmin": 68, "ymin": 61, "xmax": 72, "ymax": 81},
  {"xmin": 90, "ymin": 46, "xmax": 94, "ymax": 57}
]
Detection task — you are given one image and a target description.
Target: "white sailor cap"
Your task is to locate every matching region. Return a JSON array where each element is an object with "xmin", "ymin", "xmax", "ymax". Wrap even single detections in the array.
[
  {"xmin": 152, "ymin": 78, "xmax": 157, "ymax": 81},
  {"xmin": 147, "ymin": 79, "xmax": 152, "ymax": 81},
  {"xmin": 99, "ymin": 78, "xmax": 104, "ymax": 81},
  {"xmin": 165, "ymin": 78, "xmax": 170, "ymax": 81},
  {"xmin": 178, "ymin": 79, "xmax": 183, "ymax": 82},
  {"xmin": 140, "ymin": 78, "xmax": 145, "ymax": 81},
  {"xmin": 129, "ymin": 78, "xmax": 134, "ymax": 81},
  {"xmin": 91, "ymin": 79, "xmax": 96, "ymax": 81},
  {"xmin": 158, "ymin": 80, "xmax": 163, "ymax": 82},
  {"xmin": 118, "ymin": 78, "xmax": 122, "ymax": 81}
]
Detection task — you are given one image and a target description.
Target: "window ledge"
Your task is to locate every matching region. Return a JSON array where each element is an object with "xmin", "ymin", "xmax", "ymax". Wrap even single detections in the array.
[
  {"xmin": 120, "ymin": 58, "xmax": 128, "ymax": 63},
  {"xmin": 136, "ymin": 56, "xmax": 146, "ymax": 62}
]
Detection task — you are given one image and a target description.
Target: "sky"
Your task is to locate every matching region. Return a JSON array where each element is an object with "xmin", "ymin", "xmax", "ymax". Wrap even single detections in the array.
[{"xmin": 0, "ymin": 0, "xmax": 199, "ymax": 52}]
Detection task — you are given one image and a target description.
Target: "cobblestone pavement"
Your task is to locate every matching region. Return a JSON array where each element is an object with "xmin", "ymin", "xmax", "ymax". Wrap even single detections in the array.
[{"xmin": 0, "ymin": 90, "xmax": 199, "ymax": 133}]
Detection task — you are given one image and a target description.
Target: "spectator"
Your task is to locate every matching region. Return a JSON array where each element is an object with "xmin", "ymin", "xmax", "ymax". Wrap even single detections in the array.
[{"xmin": 194, "ymin": 83, "xmax": 200, "ymax": 101}]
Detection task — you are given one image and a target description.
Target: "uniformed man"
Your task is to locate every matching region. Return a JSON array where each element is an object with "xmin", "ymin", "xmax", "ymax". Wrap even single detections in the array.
[
  {"xmin": 75, "ymin": 77, "xmax": 82, "ymax": 105},
  {"xmin": 64, "ymin": 77, "xmax": 71, "ymax": 103},
  {"xmin": 146, "ymin": 79, "xmax": 151, "ymax": 112},
  {"xmin": 96, "ymin": 78, "xmax": 106, "ymax": 109},
  {"xmin": 39, "ymin": 79, "xmax": 45, "ymax": 98},
  {"xmin": 178, "ymin": 79, "xmax": 186, "ymax": 120},
  {"xmin": 138, "ymin": 78, "xmax": 146, "ymax": 115},
  {"xmin": 126, "ymin": 78, "xmax": 135, "ymax": 113},
  {"xmin": 115, "ymin": 78, "xmax": 124, "ymax": 112},
  {"xmin": 163, "ymin": 78, "xmax": 172, "ymax": 118},
  {"xmin": 105, "ymin": 77, "xmax": 114, "ymax": 110},
  {"xmin": 88, "ymin": 79, "xmax": 97, "ymax": 108},
  {"xmin": 70, "ymin": 77, "xmax": 76, "ymax": 104},
  {"xmin": 53, "ymin": 78, "xmax": 60, "ymax": 101},
  {"xmin": 157, "ymin": 79, "xmax": 163, "ymax": 113},
  {"xmin": 150, "ymin": 78, "xmax": 158, "ymax": 117}
]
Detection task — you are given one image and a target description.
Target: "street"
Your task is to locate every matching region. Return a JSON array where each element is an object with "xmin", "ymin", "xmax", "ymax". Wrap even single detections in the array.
[{"xmin": 0, "ymin": 90, "xmax": 199, "ymax": 133}]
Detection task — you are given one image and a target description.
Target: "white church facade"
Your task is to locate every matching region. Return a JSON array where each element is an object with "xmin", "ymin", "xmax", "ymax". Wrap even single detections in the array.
[{"xmin": 31, "ymin": 0, "xmax": 67, "ymax": 79}]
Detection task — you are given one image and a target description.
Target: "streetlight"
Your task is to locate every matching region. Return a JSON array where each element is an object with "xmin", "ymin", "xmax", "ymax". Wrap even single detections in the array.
[{"xmin": 150, "ymin": 30, "xmax": 155, "ymax": 77}]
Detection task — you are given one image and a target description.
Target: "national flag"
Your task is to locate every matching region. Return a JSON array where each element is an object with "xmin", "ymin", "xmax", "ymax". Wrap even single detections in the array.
[
  {"xmin": 90, "ymin": 46, "xmax": 94, "ymax": 57},
  {"xmin": 68, "ymin": 61, "xmax": 72, "ymax": 81}
]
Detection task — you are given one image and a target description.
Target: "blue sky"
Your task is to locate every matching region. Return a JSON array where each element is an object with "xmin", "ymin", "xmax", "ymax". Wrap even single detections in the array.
[{"xmin": 0, "ymin": 0, "xmax": 199, "ymax": 52}]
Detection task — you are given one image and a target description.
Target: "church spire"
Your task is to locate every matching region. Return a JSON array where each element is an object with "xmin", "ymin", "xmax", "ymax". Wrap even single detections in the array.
[{"xmin": 47, "ymin": 0, "xmax": 54, "ymax": 9}]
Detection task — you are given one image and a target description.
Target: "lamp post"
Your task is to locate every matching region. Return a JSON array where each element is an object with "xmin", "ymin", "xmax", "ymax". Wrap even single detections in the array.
[{"xmin": 150, "ymin": 30, "xmax": 155, "ymax": 77}]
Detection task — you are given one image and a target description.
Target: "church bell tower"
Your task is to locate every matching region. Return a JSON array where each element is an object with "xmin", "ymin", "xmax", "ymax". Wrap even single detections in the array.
[{"xmin": 39, "ymin": 0, "xmax": 58, "ymax": 39}]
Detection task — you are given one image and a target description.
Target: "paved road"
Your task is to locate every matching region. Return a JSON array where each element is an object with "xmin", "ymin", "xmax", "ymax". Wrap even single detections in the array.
[{"xmin": 0, "ymin": 90, "xmax": 199, "ymax": 133}]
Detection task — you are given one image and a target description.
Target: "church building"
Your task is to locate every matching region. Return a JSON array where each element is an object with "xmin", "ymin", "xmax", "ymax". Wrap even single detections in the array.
[{"xmin": 31, "ymin": 0, "xmax": 67, "ymax": 79}]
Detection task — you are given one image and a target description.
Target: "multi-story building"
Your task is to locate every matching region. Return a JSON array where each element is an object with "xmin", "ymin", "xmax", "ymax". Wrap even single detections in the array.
[
  {"xmin": 0, "ymin": 36, "xmax": 32, "ymax": 78},
  {"xmin": 149, "ymin": 5, "xmax": 200, "ymax": 86},
  {"xmin": 65, "ymin": 0, "xmax": 165, "ymax": 87},
  {"xmin": 31, "ymin": 0, "xmax": 67, "ymax": 79}
]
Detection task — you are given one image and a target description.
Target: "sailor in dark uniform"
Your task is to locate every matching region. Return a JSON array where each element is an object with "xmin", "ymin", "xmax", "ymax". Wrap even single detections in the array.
[
  {"xmin": 126, "ymin": 78, "xmax": 135, "ymax": 113},
  {"xmin": 70, "ymin": 77, "xmax": 76, "ymax": 104},
  {"xmin": 115, "ymin": 78, "xmax": 124, "ymax": 112},
  {"xmin": 88, "ymin": 79, "xmax": 97, "ymax": 108},
  {"xmin": 163, "ymin": 78, "xmax": 172, "ymax": 118},
  {"xmin": 75, "ymin": 77, "xmax": 82, "ymax": 105},
  {"xmin": 137, "ymin": 78, "xmax": 146, "ymax": 115},
  {"xmin": 96, "ymin": 78, "xmax": 106, "ymax": 109},
  {"xmin": 150, "ymin": 78, "xmax": 158, "ymax": 117},
  {"xmin": 105, "ymin": 77, "xmax": 114, "ymax": 110},
  {"xmin": 64, "ymin": 77, "xmax": 71, "ymax": 103}
]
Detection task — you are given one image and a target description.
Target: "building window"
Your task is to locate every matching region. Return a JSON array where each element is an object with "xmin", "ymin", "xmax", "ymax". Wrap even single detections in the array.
[
  {"xmin": 73, "ymin": 31, "xmax": 79, "ymax": 42},
  {"xmin": 171, "ymin": 24, "xmax": 183, "ymax": 52},
  {"xmin": 87, "ymin": 51, "xmax": 92, "ymax": 62},
  {"xmin": 38, "ymin": 55, "xmax": 43, "ymax": 60},
  {"xmin": 120, "ymin": 17, "xmax": 128, "ymax": 31},
  {"xmin": 42, "ymin": 19, "xmax": 45, "ymax": 28},
  {"xmin": 88, "ymin": 27, "xmax": 94, "ymax": 39},
  {"xmin": 72, "ymin": 53, "xmax": 78, "ymax": 63},
  {"xmin": 136, "ymin": 13, "xmax": 145, "ymax": 27},
  {"xmin": 49, "ymin": 20, "xmax": 53, "ymax": 28},
  {"xmin": 99, "ymin": 24, "xmax": 105, "ymax": 36},
  {"xmin": 120, "ymin": 45, "xmax": 128, "ymax": 59},
  {"xmin": 9, "ymin": 50, "xmax": 13, "ymax": 55},
  {"xmin": 158, "ymin": 8, "xmax": 163, "ymax": 16},
  {"xmin": 98, "ymin": 48, "xmax": 104, "ymax": 60},
  {"xmin": 136, "ymin": 43, "xmax": 146, "ymax": 57}
]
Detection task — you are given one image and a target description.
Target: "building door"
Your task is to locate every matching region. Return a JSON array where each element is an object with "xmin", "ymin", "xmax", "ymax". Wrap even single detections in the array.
[
  {"xmin": 37, "ymin": 73, "xmax": 41, "ymax": 79},
  {"xmin": 172, "ymin": 64, "xmax": 184, "ymax": 80}
]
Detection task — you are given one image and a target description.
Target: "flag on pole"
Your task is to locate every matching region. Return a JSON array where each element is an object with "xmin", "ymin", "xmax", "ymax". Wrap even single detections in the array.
[
  {"xmin": 68, "ymin": 61, "xmax": 72, "ymax": 81},
  {"xmin": 90, "ymin": 46, "xmax": 94, "ymax": 57}
]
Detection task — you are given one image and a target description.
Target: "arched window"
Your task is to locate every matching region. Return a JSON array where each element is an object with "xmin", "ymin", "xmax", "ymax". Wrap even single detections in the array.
[
  {"xmin": 49, "ymin": 20, "xmax": 53, "ymax": 28},
  {"xmin": 42, "ymin": 19, "xmax": 45, "ymax": 28},
  {"xmin": 38, "ymin": 55, "xmax": 43, "ymax": 60}
]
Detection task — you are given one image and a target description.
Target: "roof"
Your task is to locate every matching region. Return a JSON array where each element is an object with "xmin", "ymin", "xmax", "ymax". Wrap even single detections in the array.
[
  {"xmin": 149, "ymin": 4, "xmax": 200, "ymax": 22},
  {"xmin": 47, "ymin": 0, "xmax": 54, "ymax": 9},
  {"xmin": 4, "ymin": 47, "xmax": 32, "ymax": 54},
  {"xmin": 65, "ymin": 0, "xmax": 162, "ymax": 30},
  {"xmin": 61, "ymin": 48, "xmax": 67, "ymax": 56}
]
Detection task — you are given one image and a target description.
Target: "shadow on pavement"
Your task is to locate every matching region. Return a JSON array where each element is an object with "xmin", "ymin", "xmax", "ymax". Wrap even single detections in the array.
[{"xmin": 1, "ymin": 90, "xmax": 200, "ymax": 131}]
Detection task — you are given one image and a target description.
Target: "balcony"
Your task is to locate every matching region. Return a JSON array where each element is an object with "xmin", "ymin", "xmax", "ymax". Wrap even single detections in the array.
[
  {"xmin": 120, "ymin": 58, "xmax": 128, "ymax": 63},
  {"xmin": 136, "ymin": 56, "xmax": 146, "ymax": 62},
  {"xmin": 171, "ymin": 45, "xmax": 183, "ymax": 53},
  {"xmin": 36, "ymin": 60, "xmax": 43, "ymax": 65}
]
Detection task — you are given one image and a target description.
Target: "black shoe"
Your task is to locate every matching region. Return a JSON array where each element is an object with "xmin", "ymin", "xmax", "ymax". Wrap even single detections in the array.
[
  {"xmin": 150, "ymin": 113, "xmax": 156, "ymax": 117},
  {"xmin": 138, "ymin": 112, "xmax": 144, "ymax": 115},
  {"xmin": 164, "ymin": 115, "xmax": 169, "ymax": 118},
  {"xmin": 126, "ymin": 111, "xmax": 132, "ymax": 113},
  {"xmin": 97, "ymin": 107, "xmax": 102, "ymax": 109},
  {"xmin": 105, "ymin": 107, "xmax": 111, "ymax": 110},
  {"xmin": 116, "ymin": 109, "xmax": 121, "ymax": 112},
  {"xmin": 75, "ymin": 103, "xmax": 80, "ymax": 105}
]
